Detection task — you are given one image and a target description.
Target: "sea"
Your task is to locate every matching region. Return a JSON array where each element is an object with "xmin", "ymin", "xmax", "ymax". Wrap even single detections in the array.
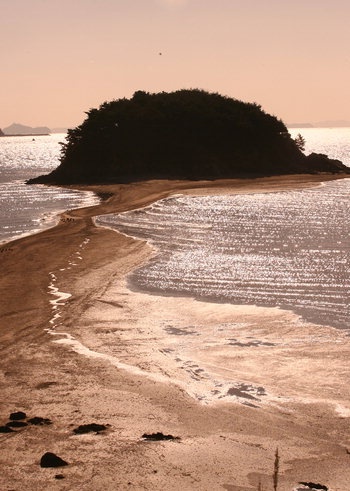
[
  {"xmin": 1, "ymin": 129, "xmax": 349, "ymax": 331},
  {"xmin": 0, "ymin": 134, "xmax": 99, "ymax": 245},
  {"xmin": 95, "ymin": 128, "xmax": 350, "ymax": 331}
]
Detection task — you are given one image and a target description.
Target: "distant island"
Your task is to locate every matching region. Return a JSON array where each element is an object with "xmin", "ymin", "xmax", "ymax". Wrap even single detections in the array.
[
  {"xmin": 2, "ymin": 123, "xmax": 51, "ymax": 136},
  {"xmin": 51, "ymin": 127, "xmax": 69, "ymax": 134},
  {"xmin": 288, "ymin": 120, "xmax": 350, "ymax": 128},
  {"xmin": 27, "ymin": 90, "xmax": 349, "ymax": 185},
  {"xmin": 287, "ymin": 123, "xmax": 315, "ymax": 128}
]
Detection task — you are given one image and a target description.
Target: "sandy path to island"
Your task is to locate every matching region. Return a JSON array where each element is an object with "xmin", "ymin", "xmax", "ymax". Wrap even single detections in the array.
[{"xmin": 1, "ymin": 175, "xmax": 350, "ymax": 491}]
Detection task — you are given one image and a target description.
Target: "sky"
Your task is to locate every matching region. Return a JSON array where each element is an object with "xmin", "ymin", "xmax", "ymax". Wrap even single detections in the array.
[{"xmin": 1, "ymin": 0, "xmax": 350, "ymax": 128}]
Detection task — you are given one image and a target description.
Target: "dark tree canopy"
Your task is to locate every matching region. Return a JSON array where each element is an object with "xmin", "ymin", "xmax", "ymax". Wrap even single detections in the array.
[{"xmin": 28, "ymin": 89, "xmax": 348, "ymax": 184}]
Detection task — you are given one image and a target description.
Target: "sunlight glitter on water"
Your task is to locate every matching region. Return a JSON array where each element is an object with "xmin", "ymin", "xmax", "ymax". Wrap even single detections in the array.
[
  {"xmin": 289, "ymin": 127, "xmax": 350, "ymax": 166},
  {"xmin": 0, "ymin": 134, "xmax": 100, "ymax": 243},
  {"xmin": 97, "ymin": 179, "xmax": 350, "ymax": 330}
]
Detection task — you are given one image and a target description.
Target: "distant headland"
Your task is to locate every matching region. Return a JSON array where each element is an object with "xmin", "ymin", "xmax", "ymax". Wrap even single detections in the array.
[
  {"xmin": 1, "ymin": 123, "xmax": 51, "ymax": 136},
  {"xmin": 0, "ymin": 124, "xmax": 70, "ymax": 137},
  {"xmin": 287, "ymin": 120, "xmax": 350, "ymax": 128},
  {"xmin": 27, "ymin": 89, "xmax": 350, "ymax": 185}
]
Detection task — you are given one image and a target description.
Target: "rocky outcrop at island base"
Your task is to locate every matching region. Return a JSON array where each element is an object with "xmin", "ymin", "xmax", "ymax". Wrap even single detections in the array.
[
  {"xmin": 0, "ymin": 128, "xmax": 4, "ymax": 136},
  {"xmin": 304, "ymin": 152, "xmax": 346, "ymax": 173}
]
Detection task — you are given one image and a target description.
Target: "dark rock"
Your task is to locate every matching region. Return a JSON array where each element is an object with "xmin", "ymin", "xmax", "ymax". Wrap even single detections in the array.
[
  {"xmin": 40, "ymin": 452, "xmax": 69, "ymax": 468},
  {"xmin": 54, "ymin": 474, "xmax": 65, "ymax": 480},
  {"xmin": 73, "ymin": 423, "xmax": 107, "ymax": 434},
  {"xmin": 28, "ymin": 417, "xmax": 52, "ymax": 426},
  {"xmin": 304, "ymin": 153, "xmax": 346, "ymax": 173},
  {"xmin": 6, "ymin": 421, "xmax": 28, "ymax": 428},
  {"xmin": 299, "ymin": 482, "xmax": 328, "ymax": 490},
  {"xmin": 9, "ymin": 411, "xmax": 26, "ymax": 420},
  {"xmin": 142, "ymin": 432, "xmax": 180, "ymax": 441},
  {"xmin": 0, "ymin": 425, "xmax": 14, "ymax": 433}
]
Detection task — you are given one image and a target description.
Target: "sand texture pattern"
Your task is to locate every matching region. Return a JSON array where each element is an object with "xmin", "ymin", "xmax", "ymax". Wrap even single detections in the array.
[{"xmin": 1, "ymin": 175, "xmax": 350, "ymax": 491}]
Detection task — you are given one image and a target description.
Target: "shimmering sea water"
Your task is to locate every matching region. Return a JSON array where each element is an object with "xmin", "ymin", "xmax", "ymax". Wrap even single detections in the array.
[
  {"xmin": 97, "ymin": 128, "xmax": 350, "ymax": 330},
  {"xmin": 0, "ymin": 134, "xmax": 99, "ymax": 244}
]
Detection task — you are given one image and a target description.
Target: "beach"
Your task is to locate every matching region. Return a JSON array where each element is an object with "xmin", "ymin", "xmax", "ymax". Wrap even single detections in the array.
[{"xmin": 1, "ymin": 175, "xmax": 350, "ymax": 491}]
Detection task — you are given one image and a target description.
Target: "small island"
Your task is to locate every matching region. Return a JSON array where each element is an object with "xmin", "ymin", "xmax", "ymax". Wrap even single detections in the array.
[
  {"xmin": 1, "ymin": 123, "xmax": 51, "ymax": 137},
  {"xmin": 27, "ymin": 89, "xmax": 349, "ymax": 185}
]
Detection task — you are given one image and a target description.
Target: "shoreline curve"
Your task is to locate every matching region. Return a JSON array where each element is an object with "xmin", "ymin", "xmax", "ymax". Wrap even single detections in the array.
[{"xmin": 1, "ymin": 173, "xmax": 350, "ymax": 491}]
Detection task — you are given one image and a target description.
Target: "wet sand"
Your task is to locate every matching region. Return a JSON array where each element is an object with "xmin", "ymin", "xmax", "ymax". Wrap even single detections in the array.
[{"xmin": 1, "ymin": 175, "xmax": 350, "ymax": 491}]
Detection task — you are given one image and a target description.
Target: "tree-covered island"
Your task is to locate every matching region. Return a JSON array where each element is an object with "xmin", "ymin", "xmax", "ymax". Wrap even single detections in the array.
[{"xmin": 28, "ymin": 90, "xmax": 349, "ymax": 184}]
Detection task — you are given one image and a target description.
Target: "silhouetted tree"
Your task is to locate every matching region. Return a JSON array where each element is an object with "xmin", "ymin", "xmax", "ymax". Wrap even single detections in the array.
[{"xmin": 294, "ymin": 133, "xmax": 306, "ymax": 152}]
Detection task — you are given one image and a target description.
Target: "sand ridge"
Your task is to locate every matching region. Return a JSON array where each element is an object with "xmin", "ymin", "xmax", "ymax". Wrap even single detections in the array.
[{"xmin": 1, "ymin": 174, "xmax": 350, "ymax": 490}]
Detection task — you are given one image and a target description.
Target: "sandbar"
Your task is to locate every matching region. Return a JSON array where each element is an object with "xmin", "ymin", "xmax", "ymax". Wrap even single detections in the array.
[{"xmin": 1, "ymin": 174, "xmax": 350, "ymax": 490}]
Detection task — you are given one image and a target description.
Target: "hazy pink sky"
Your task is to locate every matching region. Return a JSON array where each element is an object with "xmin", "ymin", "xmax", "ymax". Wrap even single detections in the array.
[{"xmin": 1, "ymin": 0, "xmax": 350, "ymax": 128}]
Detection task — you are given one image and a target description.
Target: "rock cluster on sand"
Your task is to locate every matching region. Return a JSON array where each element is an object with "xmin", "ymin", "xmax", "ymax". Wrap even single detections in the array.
[{"xmin": 0, "ymin": 411, "xmax": 52, "ymax": 433}]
